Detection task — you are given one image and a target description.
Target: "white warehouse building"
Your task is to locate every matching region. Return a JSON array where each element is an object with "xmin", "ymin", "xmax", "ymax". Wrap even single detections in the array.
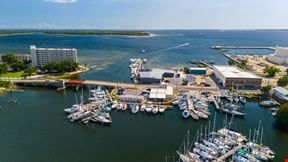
[
  {"xmin": 268, "ymin": 46, "xmax": 288, "ymax": 65},
  {"xmin": 213, "ymin": 65, "xmax": 262, "ymax": 90},
  {"xmin": 30, "ymin": 45, "xmax": 78, "ymax": 67}
]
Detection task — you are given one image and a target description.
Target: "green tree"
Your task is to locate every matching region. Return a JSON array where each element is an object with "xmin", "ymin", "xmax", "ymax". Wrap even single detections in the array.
[
  {"xmin": 238, "ymin": 59, "xmax": 249, "ymax": 70},
  {"xmin": 260, "ymin": 85, "xmax": 271, "ymax": 96},
  {"xmin": 275, "ymin": 103, "xmax": 288, "ymax": 131},
  {"xmin": 42, "ymin": 61, "xmax": 78, "ymax": 73},
  {"xmin": 22, "ymin": 66, "xmax": 37, "ymax": 77},
  {"xmin": 1, "ymin": 54, "xmax": 18, "ymax": 64},
  {"xmin": 183, "ymin": 67, "xmax": 189, "ymax": 74},
  {"xmin": 277, "ymin": 76, "xmax": 288, "ymax": 87},
  {"xmin": 264, "ymin": 65, "xmax": 281, "ymax": 77},
  {"xmin": 0, "ymin": 80, "xmax": 12, "ymax": 88},
  {"xmin": 228, "ymin": 60, "xmax": 236, "ymax": 66},
  {"xmin": 0, "ymin": 63, "xmax": 8, "ymax": 75},
  {"xmin": 10, "ymin": 61, "xmax": 25, "ymax": 72}
]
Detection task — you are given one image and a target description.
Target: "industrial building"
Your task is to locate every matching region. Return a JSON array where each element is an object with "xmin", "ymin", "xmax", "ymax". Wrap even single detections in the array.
[
  {"xmin": 268, "ymin": 46, "xmax": 288, "ymax": 65},
  {"xmin": 189, "ymin": 67, "xmax": 207, "ymax": 75},
  {"xmin": 273, "ymin": 86, "xmax": 288, "ymax": 102},
  {"xmin": 213, "ymin": 65, "xmax": 262, "ymax": 89},
  {"xmin": 30, "ymin": 45, "xmax": 78, "ymax": 67},
  {"xmin": 138, "ymin": 69, "xmax": 174, "ymax": 84},
  {"xmin": 149, "ymin": 86, "xmax": 173, "ymax": 100}
]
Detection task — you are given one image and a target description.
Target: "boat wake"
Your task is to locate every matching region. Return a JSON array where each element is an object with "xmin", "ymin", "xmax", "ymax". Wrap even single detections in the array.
[{"xmin": 155, "ymin": 43, "xmax": 190, "ymax": 53}]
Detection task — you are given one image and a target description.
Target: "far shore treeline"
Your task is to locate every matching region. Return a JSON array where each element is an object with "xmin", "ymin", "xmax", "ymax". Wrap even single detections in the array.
[{"xmin": 0, "ymin": 29, "xmax": 150, "ymax": 36}]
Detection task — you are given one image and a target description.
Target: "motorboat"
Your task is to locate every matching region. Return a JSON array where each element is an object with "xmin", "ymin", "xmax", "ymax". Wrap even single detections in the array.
[
  {"xmin": 159, "ymin": 106, "xmax": 165, "ymax": 113},
  {"xmin": 152, "ymin": 106, "xmax": 159, "ymax": 115},
  {"xmin": 131, "ymin": 105, "xmax": 139, "ymax": 114},
  {"xmin": 140, "ymin": 104, "xmax": 146, "ymax": 112},
  {"xmin": 182, "ymin": 110, "xmax": 190, "ymax": 118}
]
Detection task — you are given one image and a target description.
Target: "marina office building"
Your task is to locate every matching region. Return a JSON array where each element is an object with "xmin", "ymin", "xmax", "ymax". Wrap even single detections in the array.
[
  {"xmin": 213, "ymin": 65, "xmax": 262, "ymax": 90},
  {"xmin": 30, "ymin": 45, "xmax": 78, "ymax": 67}
]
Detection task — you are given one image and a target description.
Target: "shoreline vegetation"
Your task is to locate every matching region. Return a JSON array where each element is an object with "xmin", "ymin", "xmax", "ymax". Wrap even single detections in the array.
[
  {"xmin": 0, "ymin": 30, "xmax": 151, "ymax": 36},
  {"xmin": 44, "ymin": 65, "xmax": 89, "ymax": 79}
]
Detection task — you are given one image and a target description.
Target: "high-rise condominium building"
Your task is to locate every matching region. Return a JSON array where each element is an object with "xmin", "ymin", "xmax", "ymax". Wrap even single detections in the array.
[{"xmin": 30, "ymin": 45, "xmax": 78, "ymax": 67}]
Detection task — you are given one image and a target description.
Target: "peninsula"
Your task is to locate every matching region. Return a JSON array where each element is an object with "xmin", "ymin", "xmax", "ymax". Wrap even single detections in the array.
[{"xmin": 0, "ymin": 29, "xmax": 151, "ymax": 36}]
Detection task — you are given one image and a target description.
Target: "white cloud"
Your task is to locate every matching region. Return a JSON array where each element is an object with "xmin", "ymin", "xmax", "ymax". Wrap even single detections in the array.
[{"xmin": 44, "ymin": 0, "xmax": 77, "ymax": 3}]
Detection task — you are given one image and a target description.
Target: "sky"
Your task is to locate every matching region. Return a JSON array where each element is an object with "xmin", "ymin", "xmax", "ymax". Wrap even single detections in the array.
[{"xmin": 0, "ymin": 0, "xmax": 287, "ymax": 29}]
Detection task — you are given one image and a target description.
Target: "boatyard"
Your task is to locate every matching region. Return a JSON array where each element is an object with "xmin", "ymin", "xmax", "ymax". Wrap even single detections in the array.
[{"xmin": 176, "ymin": 118, "xmax": 275, "ymax": 162}]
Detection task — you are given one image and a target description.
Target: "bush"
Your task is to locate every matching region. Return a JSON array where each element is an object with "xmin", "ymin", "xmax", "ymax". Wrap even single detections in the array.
[
  {"xmin": 0, "ymin": 80, "xmax": 12, "ymax": 88},
  {"xmin": 275, "ymin": 103, "xmax": 288, "ymax": 132},
  {"xmin": 0, "ymin": 63, "xmax": 8, "ymax": 75},
  {"xmin": 42, "ymin": 61, "xmax": 78, "ymax": 73},
  {"xmin": 264, "ymin": 65, "xmax": 281, "ymax": 77},
  {"xmin": 277, "ymin": 76, "xmax": 288, "ymax": 87}
]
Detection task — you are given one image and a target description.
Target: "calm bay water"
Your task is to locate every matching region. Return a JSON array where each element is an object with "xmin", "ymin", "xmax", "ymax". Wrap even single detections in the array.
[{"xmin": 0, "ymin": 30, "xmax": 288, "ymax": 162}]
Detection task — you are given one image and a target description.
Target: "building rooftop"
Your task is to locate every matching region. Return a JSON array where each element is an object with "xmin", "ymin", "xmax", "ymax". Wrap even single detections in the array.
[
  {"xmin": 139, "ymin": 69, "xmax": 174, "ymax": 79},
  {"xmin": 149, "ymin": 86, "xmax": 173, "ymax": 99},
  {"xmin": 189, "ymin": 67, "xmax": 207, "ymax": 70},
  {"xmin": 213, "ymin": 65, "xmax": 261, "ymax": 79},
  {"xmin": 274, "ymin": 86, "xmax": 288, "ymax": 96},
  {"xmin": 30, "ymin": 45, "xmax": 76, "ymax": 51}
]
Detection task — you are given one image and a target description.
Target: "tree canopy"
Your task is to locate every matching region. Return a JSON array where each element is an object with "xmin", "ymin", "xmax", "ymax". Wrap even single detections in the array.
[
  {"xmin": 1, "ymin": 54, "xmax": 18, "ymax": 64},
  {"xmin": 277, "ymin": 76, "xmax": 288, "ymax": 87},
  {"xmin": 260, "ymin": 85, "xmax": 271, "ymax": 96},
  {"xmin": 264, "ymin": 65, "xmax": 281, "ymax": 77},
  {"xmin": 275, "ymin": 103, "xmax": 288, "ymax": 132},
  {"xmin": 42, "ymin": 61, "xmax": 78, "ymax": 73},
  {"xmin": 0, "ymin": 63, "xmax": 8, "ymax": 75},
  {"xmin": 21, "ymin": 66, "xmax": 38, "ymax": 78}
]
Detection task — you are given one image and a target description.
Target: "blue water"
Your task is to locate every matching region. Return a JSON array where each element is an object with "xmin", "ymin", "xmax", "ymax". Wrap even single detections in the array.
[
  {"xmin": 1, "ymin": 30, "xmax": 288, "ymax": 82},
  {"xmin": 1, "ymin": 30, "xmax": 288, "ymax": 162}
]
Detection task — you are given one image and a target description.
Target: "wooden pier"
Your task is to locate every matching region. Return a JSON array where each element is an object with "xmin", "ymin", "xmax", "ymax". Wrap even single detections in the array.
[
  {"xmin": 210, "ymin": 45, "xmax": 275, "ymax": 50},
  {"xmin": 222, "ymin": 53, "xmax": 241, "ymax": 64},
  {"xmin": 213, "ymin": 144, "xmax": 243, "ymax": 162},
  {"xmin": 211, "ymin": 95, "xmax": 220, "ymax": 110},
  {"xmin": 198, "ymin": 61, "xmax": 214, "ymax": 69}
]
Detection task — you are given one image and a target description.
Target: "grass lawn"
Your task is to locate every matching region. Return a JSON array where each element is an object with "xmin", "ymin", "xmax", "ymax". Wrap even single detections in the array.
[{"xmin": 0, "ymin": 71, "xmax": 24, "ymax": 78}]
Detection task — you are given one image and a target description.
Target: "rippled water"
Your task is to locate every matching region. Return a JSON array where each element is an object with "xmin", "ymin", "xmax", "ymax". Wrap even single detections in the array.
[{"xmin": 0, "ymin": 30, "xmax": 288, "ymax": 162}]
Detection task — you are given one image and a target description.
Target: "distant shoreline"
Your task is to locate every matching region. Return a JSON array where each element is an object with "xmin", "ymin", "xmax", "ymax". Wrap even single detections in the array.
[{"xmin": 0, "ymin": 29, "xmax": 151, "ymax": 37}]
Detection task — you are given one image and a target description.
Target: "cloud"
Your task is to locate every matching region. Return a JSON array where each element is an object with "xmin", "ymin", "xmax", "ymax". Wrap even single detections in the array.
[{"xmin": 44, "ymin": 0, "xmax": 77, "ymax": 3}]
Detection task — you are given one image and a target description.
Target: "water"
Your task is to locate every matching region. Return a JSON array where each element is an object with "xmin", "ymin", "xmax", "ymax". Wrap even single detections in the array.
[{"xmin": 0, "ymin": 30, "xmax": 288, "ymax": 161}]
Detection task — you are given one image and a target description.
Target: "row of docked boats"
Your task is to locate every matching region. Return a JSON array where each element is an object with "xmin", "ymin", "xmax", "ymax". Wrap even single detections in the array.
[
  {"xmin": 220, "ymin": 102, "xmax": 246, "ymax": 117},
  {"xmin": 176, "ymin": 120, "xmax": 275, "ymax": 162},
  {"xmin": 176, "ymin": 93, "xmax": 210, "ymax": 120},
  {"xmin": 111, "ymin": 101, "xmax": 167, "ymax": 115},
  {"xmin": 64, "ymin": 87, "xmax": 112, "ymax": 125},
  {"xmin": 129, "ymin": 58, "xmax": 146, "ymax": 83}
]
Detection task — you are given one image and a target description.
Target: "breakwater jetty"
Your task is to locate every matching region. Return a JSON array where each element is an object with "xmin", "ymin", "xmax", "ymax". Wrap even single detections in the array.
[{"xmin": 210, "ymin": 45, "xmax": 276, "ymax": 50}]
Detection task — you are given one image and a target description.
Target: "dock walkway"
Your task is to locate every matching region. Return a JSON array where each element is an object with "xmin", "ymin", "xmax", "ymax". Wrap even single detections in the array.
[
  {"xmin": 211, "ymin": 95, "xmax": 220, "ymax": 110},
  {"xmin": 210, "ymin": 45, "xmax": 275, "ymax": 50},
  {"xmin": 222, "ymin": 53, "xmax": 241, "ymax": 64},
  {"xmin": 213, "ymin": 144, "xmax": 243, "ymax": 162}
]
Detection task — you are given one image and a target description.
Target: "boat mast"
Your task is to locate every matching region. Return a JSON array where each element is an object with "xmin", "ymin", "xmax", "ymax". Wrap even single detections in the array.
[
  {"xmin": 200, "ymin": 125, "xmax": 203, "ymax": 141},
  {"xmin": 204, "ymin": 126, "xmax": 207, "ymax": 140},
  {"xmin": 75, "ymin": 93, "xmax": 78, "ymax": 105},
  {"xmin": 256, "ymin": 120, "xmax": 262, "ymax": 143},
  {"xmin": 248, "ymin": 129, "xmax": 251, "ymax": 141},
  {"xmin": 208, "ymin": 120, "xmax": 211, "ymax": 135},
  {"xmin": 212, "ymin": 113, "xmax": 217, "ymax": 132},
  {"xmin": 260, "ymin": 126, "xmax": 264, "ymax": 145},
  {"xmin": 228, "ymin": 114, "xmax": 234, "ymax": 129},
  {"xmin": 253, "ymin": 129, "xmax": 256, "ymax": 143}
]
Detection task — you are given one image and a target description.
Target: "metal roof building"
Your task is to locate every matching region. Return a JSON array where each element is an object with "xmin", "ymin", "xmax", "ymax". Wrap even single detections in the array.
[
  {"xmin": 273, "ymin": 86, "xmax": 288, "ymax": 101},
  {"xmin": 213, "ymin": 65, "xmax": 262, "ymax": 89},
  {"xmin": 138, "ymin": 69, "xmax": 174, "ymax": 84}
]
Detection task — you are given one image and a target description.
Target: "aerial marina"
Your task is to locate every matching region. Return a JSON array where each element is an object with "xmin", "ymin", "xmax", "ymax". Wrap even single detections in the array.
[{"xmin": 0, "ymin": 30, "xmax": 288, "ymax": 161}]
